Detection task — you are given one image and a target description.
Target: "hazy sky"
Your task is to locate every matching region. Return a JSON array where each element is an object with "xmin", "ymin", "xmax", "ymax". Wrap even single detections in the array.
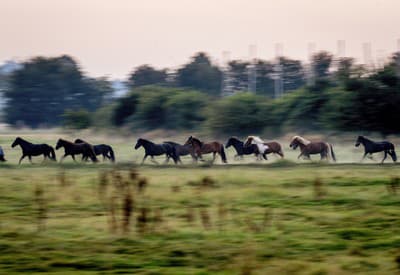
[{"xmin": 1, "ymin": 0, "xmax": 399, "ymax": 79}]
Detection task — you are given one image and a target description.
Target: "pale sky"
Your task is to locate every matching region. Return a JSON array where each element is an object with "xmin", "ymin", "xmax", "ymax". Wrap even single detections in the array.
[{"xmin": 1, "ymin": 0, "xmax": 399, "ymax": 79}]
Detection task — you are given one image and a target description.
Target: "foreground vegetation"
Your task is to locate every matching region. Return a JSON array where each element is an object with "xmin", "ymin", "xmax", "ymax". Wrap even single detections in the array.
[{"xmin": 1, "ymin": 152, "xmax": 400, "ymax": 274}]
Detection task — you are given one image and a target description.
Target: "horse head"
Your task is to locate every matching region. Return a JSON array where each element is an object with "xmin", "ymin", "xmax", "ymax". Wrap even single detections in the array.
[
  {"xmin": 355, "ymin": 136, "xmax": 363, "ymax": 147},
  {"xmin": 134, "ymin": 138, "xmax": 143, "ymax": 150},
  {"xmin": 289, "ymin": 136, "xmax": 299, "ymax": 150},
  {"xmin": 11, "ymin": 137, "xmax": 21, "ymax": 148},
  {"xmin": 225, "ymin": 137, "xmax": 236, "ymax": 148},
  {"xmin": 55, "ymin": 139, "xmax": 63, "ymax": 150},
  {"xmin": 184, "ymin": 136, "xmax": 193, "ymax": 146}
]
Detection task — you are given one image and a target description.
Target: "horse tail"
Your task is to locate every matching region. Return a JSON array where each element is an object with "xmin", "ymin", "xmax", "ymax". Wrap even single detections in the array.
[
  {"xmin": 108, "ymin": 146, "xmax": 115, "ymax": 162},
  {"xmin": 329, "ymin": 144, "xmax": 336, "ymax": 162},
  {"xmin": 220, "ymin": 145, "xmax": 227, "ymax": 163},
  {"xmin": 49, "ymin": 146, "xmax": 57, "ymax": 161},
  {"xmin": 277, "ymin": 143, "xmax": 284, "ymax": 158},
  {"xmin": 89, "ymin": 146, "xmax": 98, "ymax": 162}
]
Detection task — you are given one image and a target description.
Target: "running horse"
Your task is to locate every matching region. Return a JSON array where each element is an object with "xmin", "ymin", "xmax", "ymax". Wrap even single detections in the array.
[
  {"xmin": 74, "ymin": 139, "xmax": 115, "ymax": 162},
  {"xmin": 134, "ymin": 138, "xmax": 179, "ymax": 165},
  {"xmin": 225, "ymin": 136, "xmax": 265, "ymax": 160},
  {"xmin": 244, "ymin": 136, "xmax": 284, "ymax": 160},
  {"xmin": 11, "ymin": 137, "xmax": 56, "ymax": 164},
  {"xmin": 355, "ymin": 135, "xmax": 397, "ymax": 163},
  {"xmin": 163, "ymin": 141, "xmax": 196, "ymax": 164},
  {"xmin": 56, "ymin": 138, "xmax": 98, "ymax": 162},
  {"xmin": 184, "ymin": 136, "xmax": 227, "ymax": 163},
  {"xmin": 289, "ymin": 136, "xmax": 336, "ymax": 162}
]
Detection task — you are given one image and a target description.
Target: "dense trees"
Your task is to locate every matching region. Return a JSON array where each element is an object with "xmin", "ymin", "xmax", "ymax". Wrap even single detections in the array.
[
  {"xmin": 128, "ymin": 65, "xmax": 167, "ymax": 88},
  {"xmin": 4, "ymin": 55, "xmax": 111, "ymax": 127},
  {"xmin": 175, "ymin": 53, "xmax": 222, "ymax": 96},
  {"xmin": 2, "ymin": 51, "xmax": 400, "ymax": 136}
]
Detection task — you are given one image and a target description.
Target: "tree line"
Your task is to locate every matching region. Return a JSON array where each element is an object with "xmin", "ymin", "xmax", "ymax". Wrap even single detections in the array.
[{"xmin": 1, "ymin": 51, "xmax": 400, "ymax": 136}]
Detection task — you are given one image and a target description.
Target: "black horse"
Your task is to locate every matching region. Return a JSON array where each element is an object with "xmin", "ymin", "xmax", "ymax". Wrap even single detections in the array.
[
  {"xmin": 134, "ymin": 138, "xmax": 178, "ymax": 164},
  {"xmin": 11, "ymin": 137, "xmax": 56, "ymax": 164},
  {"xmin": 163, "ymin": 141, "xmax": 196, "ymax": 163},
  {"xmin": 0, "ymin": 146, "xmax": 6, "ymax": 162},
  {"xmin": 74, "ymin": 139, "xmax": 115, "ymax": 162},
  {"xmin": 56, "ymin": 138, "xmax": 98, "ymax": 163},
  {"xmin": 355, "ymin": 136, "xmax": 397, "ymax": 163},
  {"xmin": 225, "ymin": 136, "xmax": 266, "ymax": 160}
]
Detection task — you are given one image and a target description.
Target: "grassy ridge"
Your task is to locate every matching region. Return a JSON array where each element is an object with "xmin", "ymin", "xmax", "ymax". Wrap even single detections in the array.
[
  {"xmin": 1, "ymin": 132, "xmax": 400, "ymax": 274},
  {"xmin": 1, "ymin": 163, "xmax": 400, "ymax": 274}
]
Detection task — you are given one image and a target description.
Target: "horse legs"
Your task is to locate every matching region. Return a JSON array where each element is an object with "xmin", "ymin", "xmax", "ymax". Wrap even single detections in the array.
[
  {"xmin": 150, "ymin": 156, "xmax": 159, "ymax": 165},
  {"xmin": 263, "ymin": 153, "xmax": 268, "ymax": 160},
  {"xmin": 71, "ymin": 155, "xmax": 76, "ymax": 162},
  {"xmin": 212, "ymin": 152, "xmax": 216, "ymax": 163},
  {"xmin": 18, "ymin": 155, "xmax": 26, "ymax": 165},
  {"xmin": 297, "ymin": 152, "xmax": 304, "ymax": 160},
  {"xmin": 382, "ymin": 151, "xmax": 388, "ymax": 163},
  {"xmin": 28, "ymin": 156, "xmax": 33, "ymax": 164},
  {"xmin": 360, "ymin": 152, "xmax": 368, "ymax": 162},
  {"xmin": 141, "ymin": 154, "xmax": 148, "ymax": 165}
]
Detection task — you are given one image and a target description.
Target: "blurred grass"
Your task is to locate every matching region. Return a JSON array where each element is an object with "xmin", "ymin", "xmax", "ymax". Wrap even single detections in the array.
[{"xmin": 0, "ymin": 131, "xmax": 400, "ymax": 274}]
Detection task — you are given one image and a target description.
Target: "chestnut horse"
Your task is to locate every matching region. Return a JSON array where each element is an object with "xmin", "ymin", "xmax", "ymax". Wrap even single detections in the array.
[
  {"xmin": 184, "ymin": 136, "xmax": 227, "ymax": 163},
  {"xmin": 289, "ymin": 136, "xmax": 336, "ymax": 162},
  {"xmin": 244, "ymin": 136, "xmax": 284, "ymax": 159}
]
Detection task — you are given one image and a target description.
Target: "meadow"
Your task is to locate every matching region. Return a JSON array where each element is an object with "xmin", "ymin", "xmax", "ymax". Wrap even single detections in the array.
[{"xmin": 1, "ymin": 130, "xmax": 400, "ymax": 274}]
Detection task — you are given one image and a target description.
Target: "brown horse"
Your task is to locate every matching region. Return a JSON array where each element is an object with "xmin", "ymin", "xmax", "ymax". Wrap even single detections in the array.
[
  {"xmin": 184, "ymin": 136, "xmax": 227, "ymax": 163},
  {"xmin": 244, "ymin": 136, "xmax": 284, "ymax": 159},
  {"xmin": 289, "ymin": 136, "xmax": 336, "ymax": 162}
]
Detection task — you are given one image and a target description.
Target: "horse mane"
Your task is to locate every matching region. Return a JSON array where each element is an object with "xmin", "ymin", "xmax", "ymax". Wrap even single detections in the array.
[
  {"xmin": 247, "ymin": 136, "xmax": 264, "ymax": 144},
  {"xmin": 138, "ymin": 138, "xmax": 154, "ymax": 145},
  {"xmin": 15, "ymin": 137, "xmax": 32, "ymax": 145},
  {"xmin": 291, "ymin": 135, "xmax": 311, "ymax": 145},
  {"xmin": 190, "ymin": 137, "xmax": 203, "ymax": 147}
]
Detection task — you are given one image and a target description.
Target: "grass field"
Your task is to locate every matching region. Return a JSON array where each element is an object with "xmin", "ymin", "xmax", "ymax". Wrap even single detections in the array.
[{"xmin": 1, "ymin": 131, "xmax": 400, "ymax": 274}]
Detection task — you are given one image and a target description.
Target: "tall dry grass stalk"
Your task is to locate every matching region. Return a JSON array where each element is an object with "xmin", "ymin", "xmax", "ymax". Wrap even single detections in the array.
[{"xmin": 34, "ymin": 185, "xmax": 47, "ymax": 232}]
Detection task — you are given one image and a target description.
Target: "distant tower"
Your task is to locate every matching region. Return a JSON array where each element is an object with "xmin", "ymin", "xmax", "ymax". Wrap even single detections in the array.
[
  {"xmin": 306, "ymin": 42, "xmax": 316, "ymax": 86},
  {"xmin": 273, "ymin": 43, "xmax": 284, "ymax": 98},
  {"xmin": 247, "ymin": 44, "xmax": 257, "ymax": 93},
  {"xmin": 337, "ymin": 40, "xmax": 346, "ymax": 58},
  {"xmin": 363, "ymin": 42, "xmax": 372, "ymax": 68},
  {"xmin": 396, "ymin": 39, "xmax": 400, "ymax": 78},
  {"xmin": 221, "ymin": 51, "xmax": 232, "ymax": 96},
  {"xmin": 397, "ymin": 38, "xmax": 400, "ymax": 52}
]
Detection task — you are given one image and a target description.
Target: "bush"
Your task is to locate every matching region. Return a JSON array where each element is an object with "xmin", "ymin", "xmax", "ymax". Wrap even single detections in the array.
[
  {"xmin": 205, "ymin": 92, "xmax": 269, "ymax": 136},
  {"xmin": 63, "ymin": 109, "xmax": 91, "ymax": 129},
  {"xmin": 112, "ymin": 92, "xmax": 139, "ymax": 126},
  {"xmin": 165, "ymin": 91, "xmax": 208, "ymax": 129}
]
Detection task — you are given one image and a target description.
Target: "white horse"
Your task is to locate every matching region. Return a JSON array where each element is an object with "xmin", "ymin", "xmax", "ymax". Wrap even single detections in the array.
[{"xmin": 245, "ymin": 136, "xmax": 269, "ymax": 160}]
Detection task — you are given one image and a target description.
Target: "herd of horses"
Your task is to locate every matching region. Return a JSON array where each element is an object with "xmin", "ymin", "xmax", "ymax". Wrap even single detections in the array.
[{"xmin": 0, "ymin": 135, "xmax": 397, "ymax": 165}]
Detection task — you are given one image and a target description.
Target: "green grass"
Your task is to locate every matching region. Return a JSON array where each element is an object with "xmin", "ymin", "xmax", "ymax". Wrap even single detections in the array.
[{"xmin": 0, "ymin": 131, "xmax": 400, "ymax": 274}]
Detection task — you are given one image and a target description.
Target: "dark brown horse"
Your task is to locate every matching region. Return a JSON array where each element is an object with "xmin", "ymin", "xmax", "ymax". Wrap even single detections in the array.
[
  {"xmin": 56, "ymin": 138, "xmax": 98, "ymax": 163},
  {"xmin": 184, "ymin": 136, "xmax": 227, "ymax": 163},
  {"xmin": 244, "ymin": 136, "xmax": 284, "ymax": 159},
  {"xmin": 289, "ymin": 136, "xmax": 336, "ymax": 162}
]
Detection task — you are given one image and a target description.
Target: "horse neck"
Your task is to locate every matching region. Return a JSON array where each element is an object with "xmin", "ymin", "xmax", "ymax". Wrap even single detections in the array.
[
  {"xmin": 231, "ymin": 139, "xmax": 243, "ymax": 149},
  {"xmin": 16, "ymin": 138, "xmax": 31, "ymax": 148},
  {"xmin": 191, "ymin": 139, "xmax": 203, "ymax": 149},
  {"xmin": 140, "ymin": 139, "xmax": 154, "ymax": 149},
  {"xmin": 360, "ymin": 137, "xmax": 372, "ymax": 146},
  {"xmin": 297, "ymin": 142, "xmax": 307, "ymax": 150},
  {"xmin": 59, "ymin": 139, "xmax": 72, "ymax": 148}
]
